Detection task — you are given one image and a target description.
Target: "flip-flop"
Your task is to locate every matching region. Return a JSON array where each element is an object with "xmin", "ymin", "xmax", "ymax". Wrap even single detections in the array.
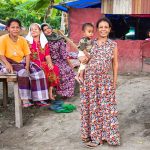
[
  {"xmin": 22, "ymin": 102, "xmax": 33, "ymax": 108},
  {"xmin": 51, "ymin": 100, "xmax": 64, "ymax": 106},
  {"xmin": 85, "ymin": 141, "xmax": 100, "ymax": 149},
  {"xmin": 35, "ymin": 101, "xmax": 50, "ymax": 107},
  {"xmin": 49, "ymin": 105, "xmax": 73, "ymax": 113},
  {"xmin": 82, "ymin": 137, "xmax": 91, "ymax": 143},
  {"xmin": 55, "ymin": 108, "xmax": 73, "ymax": 113},
  {"xmin": 62, "ymin": 104, "xmax": 76, "ymax": 111}
]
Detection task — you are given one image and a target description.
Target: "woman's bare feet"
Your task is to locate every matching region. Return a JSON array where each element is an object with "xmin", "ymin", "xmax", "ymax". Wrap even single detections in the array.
[
  {"xmin": 49, "ymin": 86, "xmax": 56, "ymax": 100},
  {"xmin": 49, "ymin": 93, "xmax": 56, "ymax": 100}
]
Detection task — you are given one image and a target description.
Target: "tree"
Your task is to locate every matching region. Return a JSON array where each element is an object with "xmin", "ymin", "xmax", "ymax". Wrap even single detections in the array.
[{"xmin": 0, "ymin": 0, "xmax": 63, "ymax": 28}]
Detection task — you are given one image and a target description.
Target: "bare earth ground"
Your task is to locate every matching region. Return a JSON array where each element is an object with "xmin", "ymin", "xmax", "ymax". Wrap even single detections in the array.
[{"xmin": 0, "ymin": 74, "xmax": 150, "ymax": 150}]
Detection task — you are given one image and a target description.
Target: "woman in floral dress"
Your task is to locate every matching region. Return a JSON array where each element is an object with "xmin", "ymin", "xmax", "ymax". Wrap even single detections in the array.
[
  {"xmin": 41, "ymin": 23, "xmax": 75, "ymax": 98},
  {"xmin": 26, "ymin": 23, "xmax": 59, "ymax": 101},
  {"xmin": 79, "ymin": 18, "xmax": 120, "ymax": 148}
]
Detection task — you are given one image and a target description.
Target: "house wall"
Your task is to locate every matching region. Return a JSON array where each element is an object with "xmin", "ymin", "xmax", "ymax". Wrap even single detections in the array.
[
  {"xmin": 101, "ymin": 0, "xmax": 150, "ymax": 14},
  {"xmin": 67, "ymin": 8, "xmax": 150, "ymax": 74},
  {"xmin": 116, "ymin": 40, "xmax": 143, "ymax": 74}
]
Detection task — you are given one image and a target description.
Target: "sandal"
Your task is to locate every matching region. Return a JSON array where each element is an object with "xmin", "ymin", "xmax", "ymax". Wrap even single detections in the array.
[
  {"xmin": 22, "ymin": 102, "xmax": 33, "ymax": 108},
  {"xmin": 85, "ymin": 141, "xmax": 100, "ymax": 149},
  {"xmin": 82, "ymin": 137, "xmax": 91, "ymax": 143},
  {"xmin": 35, "ymin": 101, "xmax": 49, "ymax": 107}
]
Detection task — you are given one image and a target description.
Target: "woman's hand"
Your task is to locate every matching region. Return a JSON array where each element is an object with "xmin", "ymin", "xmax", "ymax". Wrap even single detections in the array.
[
  {"xmin": 25, "ymin": 65, "xmax": 30, "ymax": 73},
  {"xmin": 6, "ymin": 62, "xmax": 13, "ymax": 73},
  {"xmin": 48, "ymin": 63, "xmax": 54, "ymax": 70},
  {"xmin": 78, "ymin": 56, "xmax": 89, "ymax": 64},
  {"xmin": 69, "ymin": 63, "xmax": 74, "ymax": 69}
]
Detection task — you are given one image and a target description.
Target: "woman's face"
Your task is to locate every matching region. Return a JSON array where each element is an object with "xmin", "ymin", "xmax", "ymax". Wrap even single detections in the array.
[
  {"xmin": 43, "ymin": 25, "xmax": 52, "ymax": 36},
  {"xmin": 30, "ymin": 24, "xmax": 41, "ymax": 38},
  {"xmin": 7, "ymin": 21, "xmax": 21, "ymax": 37},
  {"xmin": 97, "ymin": 21, "xmax": 111, "ymax": 38}
]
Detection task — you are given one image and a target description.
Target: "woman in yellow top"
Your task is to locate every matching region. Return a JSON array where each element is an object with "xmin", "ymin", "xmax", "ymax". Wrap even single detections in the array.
[{"xmin": 0, "ymin": 18, "xmax": 49, "ymax": 107}]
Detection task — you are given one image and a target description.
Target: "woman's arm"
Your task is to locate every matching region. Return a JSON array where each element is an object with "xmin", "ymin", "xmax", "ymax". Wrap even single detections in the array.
[
  {"xmin": 78, "ymin": 56, "xmax": 89, "ymax": 64},
  {"xmin": 46, "ymin": 55, "xmax": 54, "ymax": 70},
  {"xmin": 112, "ymin": 46, "xmax": 118, "ymax": 89},
  {"xmin": 25, "ymin": 54, "xmax": 30, "ymax": 72},
  {"xmin": 66, "ymin": 58, "xmax": 74, "ymax": 69},
  {"xmin": 0, "ymin": 55, "xmax": 13, "ymax": 73}
]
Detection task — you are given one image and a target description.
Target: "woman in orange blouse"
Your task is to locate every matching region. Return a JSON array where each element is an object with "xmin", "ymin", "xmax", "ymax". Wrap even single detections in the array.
[{"xmin": 0, "ymin": 19, "xmax": 49, "ymax": 107}]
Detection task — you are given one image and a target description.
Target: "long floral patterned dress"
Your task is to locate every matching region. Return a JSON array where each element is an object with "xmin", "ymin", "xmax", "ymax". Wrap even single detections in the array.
[
  {"xmin": 80, "ymin": 39, "xmax": 120, "ymax": 145},
  {"xmin": 48, "ymin": 39, "xmax": 75, "ymax": 97}
]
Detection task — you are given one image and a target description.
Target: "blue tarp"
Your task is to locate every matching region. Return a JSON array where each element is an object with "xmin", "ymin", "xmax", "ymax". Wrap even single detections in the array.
[{"xmin": 53, "ymin": 0, "xmax": 101, "ymax": 12}]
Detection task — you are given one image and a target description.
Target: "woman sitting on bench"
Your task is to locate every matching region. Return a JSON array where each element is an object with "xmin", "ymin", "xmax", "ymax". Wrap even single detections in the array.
[{"xmin": 0, "ymin": 18, "xmax": 49, "ymax": 107}]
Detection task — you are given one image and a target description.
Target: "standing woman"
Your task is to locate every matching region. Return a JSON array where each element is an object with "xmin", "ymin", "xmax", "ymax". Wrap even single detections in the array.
[
  {"xmin": 41, "ymin": 23, "xmax": 75, "ymax": 98},
  {"xmin": 80, "ymin": 18, "xmax": 120, "ymax": 147},
  {"xmin": 26, "ymin": 23, "xmax": 59, "ymax": 101},
  {"xmin": 0, "ymin": 18, "xmax": 49, "ymax": 107}
]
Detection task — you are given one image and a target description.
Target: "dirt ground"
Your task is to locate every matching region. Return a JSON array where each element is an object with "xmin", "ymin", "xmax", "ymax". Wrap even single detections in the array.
[{"xmin": 0, "ymin": 74, "xmax": 150, "ymax": 150}]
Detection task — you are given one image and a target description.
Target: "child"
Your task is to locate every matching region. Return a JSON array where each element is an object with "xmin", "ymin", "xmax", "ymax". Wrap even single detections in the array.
[{"xmin": 76, "ymin": 23, "xmax": 94, "ymax": 83}]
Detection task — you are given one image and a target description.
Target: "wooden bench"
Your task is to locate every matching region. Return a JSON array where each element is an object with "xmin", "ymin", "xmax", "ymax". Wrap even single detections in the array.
[{"xmin": 0, "ymin": 74, "xmax": 23, "ymax": 128}]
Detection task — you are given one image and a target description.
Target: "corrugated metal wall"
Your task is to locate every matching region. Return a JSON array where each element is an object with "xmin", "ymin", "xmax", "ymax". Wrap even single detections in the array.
[
  {"xmin": 113, "ymin": 0, "xmax": 132, "ymax": 14},
  {"xmin": 140, "ymin": 0, "xmax": 150, "ymax": 13},
  {"xmin": 101, "ymin": 0, "xmax": 150, "ymax": 14}
]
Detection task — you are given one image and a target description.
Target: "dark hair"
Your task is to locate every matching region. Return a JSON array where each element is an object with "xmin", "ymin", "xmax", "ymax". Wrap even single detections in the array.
[
  {"xmin": 96, "ymin": 17, "xmax": 112, "ymax": 29},
  {"xmin": 6, "ymin": 18, "xmax": 21, "ymax": 27},
  {"xmin": 82, "ymin": 23, "xmax": 94, "ymax": 31},
  {"xmin": 41, "ymin": 23, "xmax": 48, "ymax": 31},
  {"xmin": 41, "ymin": 23, "xmax": 52, "ymax": 31}
]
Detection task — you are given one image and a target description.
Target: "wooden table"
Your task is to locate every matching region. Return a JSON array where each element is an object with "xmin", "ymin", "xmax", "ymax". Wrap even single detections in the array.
[{"xmin": 0, "ymin": 74, "xmax": 23, "ymax": 128}]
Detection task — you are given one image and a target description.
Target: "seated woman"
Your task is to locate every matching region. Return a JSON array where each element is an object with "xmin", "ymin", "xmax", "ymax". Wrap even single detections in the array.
[
  {"xmin": 41, "ymin": 23, "xmax": 75, "ymax": 99},
  {"xmin": 26, "ymin": 23, "xmax": 59, "ymax": 100},
  {"xmin": 0, "ymin": 18, "xmax": 49, "ymax": 107}
]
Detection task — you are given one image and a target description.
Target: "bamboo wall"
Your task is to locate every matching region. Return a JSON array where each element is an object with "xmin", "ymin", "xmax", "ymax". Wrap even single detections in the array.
[{"xmin": 101, "ymin": 0, "xmax": 150, "ymax": 14}]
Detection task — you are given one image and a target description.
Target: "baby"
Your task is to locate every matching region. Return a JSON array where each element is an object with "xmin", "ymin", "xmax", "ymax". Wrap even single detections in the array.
[{"xmin": 76, "ymin": 23, "xmax": 94, "ymax": 83}]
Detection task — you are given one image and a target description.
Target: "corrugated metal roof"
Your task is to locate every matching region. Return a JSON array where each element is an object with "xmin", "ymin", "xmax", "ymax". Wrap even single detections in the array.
[{"xmin": 53, "ymin": 0, "xmax": 101, "ymax": 12}]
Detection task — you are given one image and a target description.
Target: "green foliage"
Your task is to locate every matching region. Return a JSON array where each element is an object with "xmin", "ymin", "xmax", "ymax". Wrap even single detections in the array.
[{"xmin": 0, "ymin": 0, "xmax": 63, "ymax": 28}]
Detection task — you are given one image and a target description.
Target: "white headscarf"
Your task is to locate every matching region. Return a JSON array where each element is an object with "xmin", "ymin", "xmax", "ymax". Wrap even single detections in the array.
[{"xmin": 26, "ymin": 23, "xmax": 48, "ymax": 48}]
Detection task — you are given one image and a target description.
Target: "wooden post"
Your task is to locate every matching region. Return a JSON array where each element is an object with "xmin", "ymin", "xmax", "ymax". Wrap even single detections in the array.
[
  {"xmin": 3, "ymin": 79, "xmax": 8, "ymax": 108},
  {"xmin": 14, "ymin": 81, "xmax": 23, "ymax": 128}
]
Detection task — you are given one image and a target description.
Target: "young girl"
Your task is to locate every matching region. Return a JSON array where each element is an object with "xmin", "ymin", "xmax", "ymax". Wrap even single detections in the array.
[
  {"xmin": 26, "ymin": 23, "xmax": 59, "ymax": 102},
  {"xmin": 76, "ymin": 23, "xmax": 94, "ymax": 83}
]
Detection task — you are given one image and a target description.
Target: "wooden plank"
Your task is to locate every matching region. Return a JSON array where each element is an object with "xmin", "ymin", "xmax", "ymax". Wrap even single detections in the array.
[
  {"xmin": 0, "ymin": 75, "xmax": 17, "ymax": 79},
  {"xmin": 14, "ymin": 82, "xmax": 23, "ymax": 128},
  {"xmin": 3, "ymin": 80, "xmax": 8, "ymax": 108}
]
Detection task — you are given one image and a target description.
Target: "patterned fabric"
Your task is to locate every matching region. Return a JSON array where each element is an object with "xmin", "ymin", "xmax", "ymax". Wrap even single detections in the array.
[
  {"xmin": 80, "ymin": 39, "xmax": 120, "ymax": 145},
  {"xmin": 77, "ymin": 37, "xmax": 93, "ymax": 53},
  {"xmin": 0, "ymin": 58, "xmax": 49, "ymax": 101},
  {"xmin": 29, "ymin": 41, "xmax": 59, "ymax": 87},
  {"xmin": 47, "ymin": 39, "xmax": 75, "ymax": 97},
  {"xmin": 46, "ymin": 32, "xmax": 63, "ymax": 41}
]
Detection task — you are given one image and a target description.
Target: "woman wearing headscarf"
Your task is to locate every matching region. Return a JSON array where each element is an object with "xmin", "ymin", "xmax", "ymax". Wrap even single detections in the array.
[
  {"xmin": 0, "ymin": 18, "xmax": 49, "ymax": 107},
  {"xmin": 26, "ymin": 23, "xmax": 59, "ymax": 101},
  {"xmin": 41, "ymin": 23, "xmax": 75, "ymax": 98}
]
